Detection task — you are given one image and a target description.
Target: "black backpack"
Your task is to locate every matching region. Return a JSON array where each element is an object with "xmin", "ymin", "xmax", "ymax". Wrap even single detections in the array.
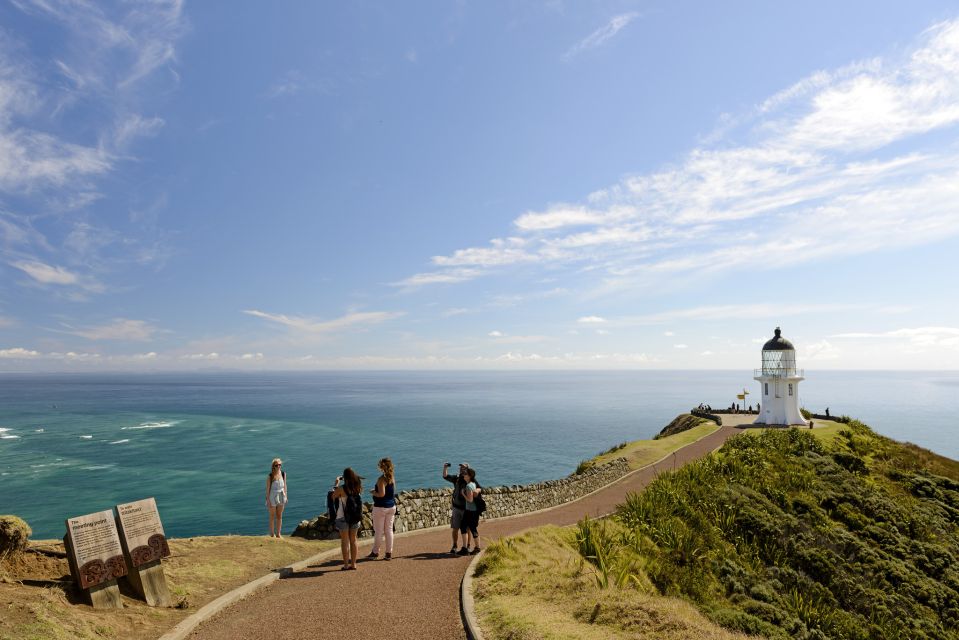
[
  {"xmin": 325, "ymin": 490, "xmax": 337, "ymax": 522},
  {"xmin": 344, "ymin": 492, "xmax": 363, "ymax": 525},
  {"xmin": 474, "ymin": 492, "xmax": 487, "ymax": 515}
]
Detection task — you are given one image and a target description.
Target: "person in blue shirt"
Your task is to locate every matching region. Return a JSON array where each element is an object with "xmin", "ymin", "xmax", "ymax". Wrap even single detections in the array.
[{"xmin": 368, "ymin": 457, "xmax": 397, "ymax": 560}]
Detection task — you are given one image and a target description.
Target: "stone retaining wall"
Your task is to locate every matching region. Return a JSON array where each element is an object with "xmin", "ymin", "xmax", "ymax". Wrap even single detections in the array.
[{"xmin": 293, "ymin": 456, "xmax": 630, "ymax": 540}]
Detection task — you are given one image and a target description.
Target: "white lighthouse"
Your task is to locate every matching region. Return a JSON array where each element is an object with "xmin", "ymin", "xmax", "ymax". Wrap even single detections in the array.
[{"xmin": 754, "ymin": 327, "xmax": 809, "ymax": 426}]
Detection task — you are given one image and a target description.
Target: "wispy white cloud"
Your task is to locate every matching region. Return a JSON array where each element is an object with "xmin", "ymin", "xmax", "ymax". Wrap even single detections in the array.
[
  {"xmin": 400, "ymin": 19, "xmax": 959, "ymax": 297},
  {"xmin": 830, "ymin": 326, "xmax": 959, "ymax": 349},
  {"xmin": 114, "ymin": 114, "xmax": 165, "ymax": 147},
  {"xmin": 265, "ymin": 69, "xmax": 335, "ymax": 100},
  {"xmin": 393, "ymin": 268, "xmax": 482, "ymax": 289},
  {"xmin": 491, "ymin": 334, "xmax": 551, "ymax": 344},
  {"xmin": 616, "ymin": 303, "xmax": 862, "ymax": 326},
  {"xmin": 9, "ymin": 259, "xmax": 104, "ymax": 295},
  {"xmin": 1, "ymin": 0, "xmax": 186, "ymax": 297},
  {"xmin": 488, "ymin": 330, "xmax": 504, "ymax": 337},
  {"xmin": 562, "ymin": 12, "xmax": 640, "ymax": 61},
  {"xmin": 56, "ymin": 318, "xmax": 159, "ymax": 342},
  {"xmin": 244, "ymin": 309, "xmax": 404, "ymax": 333},
  {"xmin": 10, "ymin": 260, "xmax": 79, "ymax": 285},
  {"xmin": 801, "ymin": 340, "xmax": 841, "ymax": 361},
  {"xmin": 577, "ymin": 315, "xmax": 606, "ymax": 324}
]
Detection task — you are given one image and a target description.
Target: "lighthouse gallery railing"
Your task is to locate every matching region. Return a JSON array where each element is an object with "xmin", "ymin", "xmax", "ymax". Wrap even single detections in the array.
[{"xmin": 753, "ymin": 368, "xmax": 804, "ymax": 378}]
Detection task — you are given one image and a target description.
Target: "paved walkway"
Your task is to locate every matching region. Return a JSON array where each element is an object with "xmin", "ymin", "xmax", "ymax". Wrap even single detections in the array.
[{"xmin": 189, "ymin": 418, "xmax": 753, "ymax": 640}]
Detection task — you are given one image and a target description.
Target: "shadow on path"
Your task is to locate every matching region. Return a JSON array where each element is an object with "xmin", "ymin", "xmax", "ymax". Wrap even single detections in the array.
[{"xmin": 402, "ymin": 551, "xmax": 461, "ymax": 562}]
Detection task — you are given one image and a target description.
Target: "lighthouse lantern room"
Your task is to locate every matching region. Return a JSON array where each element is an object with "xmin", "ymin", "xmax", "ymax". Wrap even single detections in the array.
[{"xmin": 754, "ymin": 327, "xmax": 809, "ymax": 426}]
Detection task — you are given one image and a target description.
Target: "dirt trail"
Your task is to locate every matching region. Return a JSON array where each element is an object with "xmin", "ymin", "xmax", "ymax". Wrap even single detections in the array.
[{"xmin": 190, "ymin": 420, "xmax": 750, "ymax": 640}]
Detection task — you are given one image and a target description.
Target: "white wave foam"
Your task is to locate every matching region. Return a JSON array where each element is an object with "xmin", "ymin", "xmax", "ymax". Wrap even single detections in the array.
[
  {"xmin": 122, "ymin": 420, "xmax": 178, "ymax": 430},
  {"xmin": 108, "ymin": 439, "xmax": 130, "ymax": 445},
  {"xmin": 0, "ymin": 435, "xmax": 20, "ymax": 440},
  {"xmin": 35, "ymin": 428, "xmax": 44, "ymax": 432},
  {"xmin": 0, "ymin": 427, "xmax": 10, "ymax": 433},
  {"xmin": 83, "ymin": 464, "xmax": 114, "ymax": 471},
  {"xmin": 79, "ymin": 435, "xmax": 93, "ymax": 439}
]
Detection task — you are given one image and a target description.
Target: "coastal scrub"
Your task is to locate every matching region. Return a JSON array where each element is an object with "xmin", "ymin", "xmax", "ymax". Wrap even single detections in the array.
[{"xmin": 612, "ymin": 422, "xmax": 959, "ymax": 639}]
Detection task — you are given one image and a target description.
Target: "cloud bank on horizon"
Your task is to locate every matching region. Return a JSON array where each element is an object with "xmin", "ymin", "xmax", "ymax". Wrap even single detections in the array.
[{"xmin": 1, "ymin": 2, "xmax": 958, "ymax": 370}]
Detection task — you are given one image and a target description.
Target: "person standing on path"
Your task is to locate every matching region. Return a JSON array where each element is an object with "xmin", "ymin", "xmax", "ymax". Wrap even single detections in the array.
[
  {"xmin": 458, "ymin": 467, "xmax": 482, "ymax": 555},
  {"xmin": 265, "ymin": 458, "xmax": 287, "ymax": 538},
  {"xmin": 331, "ymin": 468, "xmax": 363, "ymax": 570},
  {"xmin": 368, "ymin": 457, "xmax": 397, "ymax": 560},
  {"xmin": 442, "ymin": 461, "xmax": 469, "ymax": 554}
]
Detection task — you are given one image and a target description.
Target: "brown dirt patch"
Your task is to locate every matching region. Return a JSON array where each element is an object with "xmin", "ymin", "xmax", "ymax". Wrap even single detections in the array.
[{"xmin": 0, "ymin": 535, "xmax": 335, "ymax": 640}]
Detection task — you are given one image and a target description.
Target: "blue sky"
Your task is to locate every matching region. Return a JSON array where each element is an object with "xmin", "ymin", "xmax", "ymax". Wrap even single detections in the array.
[{"xmin": 2, "ymin": 1, "xmax": 959, "ymax": 371}]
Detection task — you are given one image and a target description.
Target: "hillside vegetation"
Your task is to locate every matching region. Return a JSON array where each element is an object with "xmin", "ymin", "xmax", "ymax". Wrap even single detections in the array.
[{"xmin": 476, "ymin": 421, "xmax": 959, "ymax": 639}]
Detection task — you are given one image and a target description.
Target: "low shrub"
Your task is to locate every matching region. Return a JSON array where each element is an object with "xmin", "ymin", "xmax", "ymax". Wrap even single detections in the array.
[{"xmin": 0, "ymin": 515, "xmax": 31, "ymax": 557}]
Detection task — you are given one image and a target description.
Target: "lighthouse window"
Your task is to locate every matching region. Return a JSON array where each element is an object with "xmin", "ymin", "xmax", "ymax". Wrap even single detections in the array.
[
  {"xmin": 788, "ymin": 383, "xmax": 794, "ymax": 396},
  {"xmin": 764, "ymin": 383, "xmax": 768, "ymax": 396}
]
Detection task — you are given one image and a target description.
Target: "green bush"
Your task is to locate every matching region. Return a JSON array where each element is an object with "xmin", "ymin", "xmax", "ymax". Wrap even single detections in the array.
[{"xmin": 573, "ymin": 423, "xmax": 959, "ymax": 639}]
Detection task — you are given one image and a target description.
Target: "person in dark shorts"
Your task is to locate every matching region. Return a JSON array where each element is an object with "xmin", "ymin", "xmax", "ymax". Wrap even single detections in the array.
[
  {"xmin": 458, "ymin": 467, "xmax": 482, "ymax": 555},
  {"xmin": 331, "ymin": 468, "xmax": 363, "ymax": 570},
  {"xmin": 442, "ymin": 461, "xmax": 469, "ymax": 554}
]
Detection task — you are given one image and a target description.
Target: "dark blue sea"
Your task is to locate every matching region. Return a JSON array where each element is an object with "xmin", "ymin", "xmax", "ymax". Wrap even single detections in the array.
[{"xmin": 1, "ymin": 370, "xmax": 955, "ymax": 539}]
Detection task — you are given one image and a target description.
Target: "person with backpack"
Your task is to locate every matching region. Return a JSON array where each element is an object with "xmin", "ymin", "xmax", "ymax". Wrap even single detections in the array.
[
  {"xmin": 330, "ymin": 468, "xmax": 363, "ymax": 570},
  {"xmin": 367, "ymin": 457, "xmax": 397, "ymax": 560},
  {"xmin": 265, "ymin": 458, "xmax": 287, "ymax": 538},
  {"xmin": 442, "ymin": 461, "xmax": 470, "ymax": 554},
  {"xmin": 457, "ymin": 467, "xmax": 483, "ymax": 555}
]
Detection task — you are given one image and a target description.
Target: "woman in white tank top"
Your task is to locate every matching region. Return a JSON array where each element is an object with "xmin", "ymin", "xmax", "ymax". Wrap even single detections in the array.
[{"xmin": 265, "ymin": 458, "xmax": 288, "ymax": 537}]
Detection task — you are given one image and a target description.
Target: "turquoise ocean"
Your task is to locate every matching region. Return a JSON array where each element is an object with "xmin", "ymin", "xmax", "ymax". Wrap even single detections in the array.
[{"xmin": 1, "ymin": 370, "xmax": 956, "ymax": 539}]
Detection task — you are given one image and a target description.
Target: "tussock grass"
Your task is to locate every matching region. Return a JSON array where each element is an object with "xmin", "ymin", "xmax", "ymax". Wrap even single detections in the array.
[{"xmin": 474, "ymin": 525, "xmax": 754, "ymax": 640}]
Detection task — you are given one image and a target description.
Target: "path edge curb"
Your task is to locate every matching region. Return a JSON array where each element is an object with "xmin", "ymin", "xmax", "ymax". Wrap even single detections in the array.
[
  {"xmin": 157, "ymin": 544, "xmax": 342, "ymax": 640},
  {"xmin": 460, "ymin": 549, "xmax": 487, "ymax": 640}
]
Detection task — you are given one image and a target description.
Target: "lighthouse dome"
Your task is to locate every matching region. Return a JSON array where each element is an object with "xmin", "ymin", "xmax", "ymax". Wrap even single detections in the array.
[{"xmin": 762, "ymin": 327, "xmax": 794, "ymax": 351}]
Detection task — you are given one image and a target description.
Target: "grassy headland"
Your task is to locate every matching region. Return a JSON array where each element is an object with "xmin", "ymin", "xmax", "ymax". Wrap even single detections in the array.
[
  {"xmin": 474, "ymin": 419, "xmax": 959, "ymax": 640},
  {"xmin": 578, "ymin": 416, "xmax": 718, "ymax": 473}
]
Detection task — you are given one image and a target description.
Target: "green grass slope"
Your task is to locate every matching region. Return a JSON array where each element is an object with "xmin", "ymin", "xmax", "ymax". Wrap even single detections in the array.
[{"xmin": 589, "ymin": 420, "xmax": 959, "ymax": 639}]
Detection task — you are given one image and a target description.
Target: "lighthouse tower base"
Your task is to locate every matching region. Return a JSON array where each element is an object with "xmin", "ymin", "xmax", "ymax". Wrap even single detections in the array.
[{"xmin": 754, "ymin": 375, "xmax": 809, "ymax": 426}]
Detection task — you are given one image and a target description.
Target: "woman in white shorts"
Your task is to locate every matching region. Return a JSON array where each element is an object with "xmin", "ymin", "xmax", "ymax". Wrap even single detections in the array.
[{"xmin": 265, "ymin": 458, "xmax": 288, "ymax": 537}]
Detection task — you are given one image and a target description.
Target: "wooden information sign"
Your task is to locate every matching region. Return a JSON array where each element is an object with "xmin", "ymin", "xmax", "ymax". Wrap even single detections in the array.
[
  {"xmin": 116, "ymin": 497, "xmax": 172, "ymax": 607},
  {"xmin": 64, "ymin": 509, "xmax": 127, "ymax": 609}
]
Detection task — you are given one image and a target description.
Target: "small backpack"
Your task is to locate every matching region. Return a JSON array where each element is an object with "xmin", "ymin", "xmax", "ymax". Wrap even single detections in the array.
[
  {"xmin": 325, "ymin": 490, "xmax": 337, "ymax": 522},
  {"xmin": 344, "ymin": 492, "xmax": 363, "ymax": 525},
  {"xmin": 474, "ymin": 490, "xmax": 487, "ymax": 515}
]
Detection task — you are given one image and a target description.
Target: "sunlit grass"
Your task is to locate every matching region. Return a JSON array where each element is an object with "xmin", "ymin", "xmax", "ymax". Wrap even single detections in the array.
[{"xmin": 588, "ymin": 420, "xmax": 719, "ymax": 470}]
